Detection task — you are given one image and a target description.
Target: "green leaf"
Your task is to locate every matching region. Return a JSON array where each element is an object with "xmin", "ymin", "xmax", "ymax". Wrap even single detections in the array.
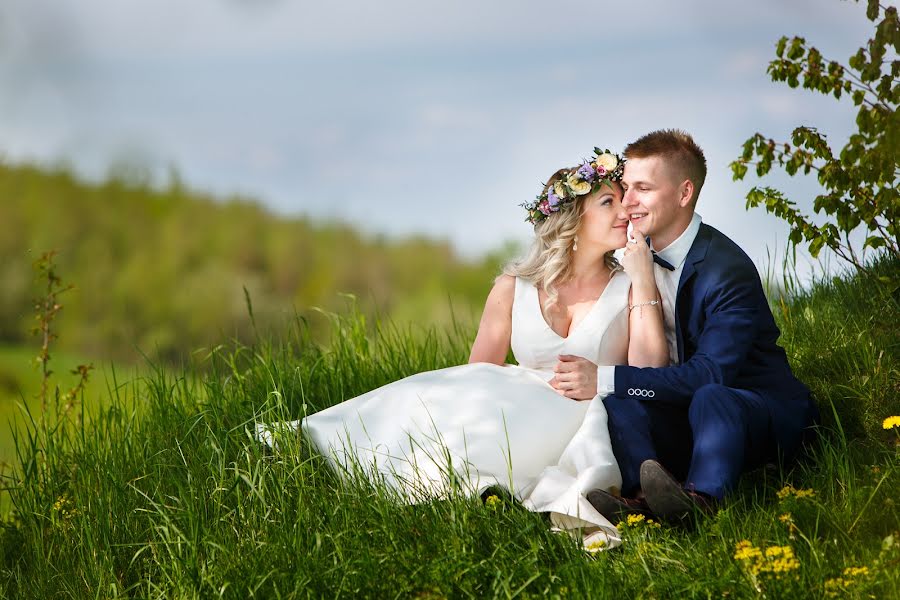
[
  {"xmin": 776, "ymin": 36, "xmax": 787, "ymax": 57},
  {"xmin": 746, "ymin": 188, "xmax": 763, "ymax": 208},
  {"xmin": 866, "ymin": 0, "xmax": 879, "ymax": 21},
  {"xmin": 808, "ymin": 234, "xmax": 826, "ymax": 257},
  {"xmin": 863, "ymin": 236, "xmax": 886, "ymax": 250},
  {"xmin": 730, "ymin": 161, "xmax": 749, "ymax": 181},
  {"xmin": 787, "ymin": 37, "xmax": 805, "ymax": 60}
]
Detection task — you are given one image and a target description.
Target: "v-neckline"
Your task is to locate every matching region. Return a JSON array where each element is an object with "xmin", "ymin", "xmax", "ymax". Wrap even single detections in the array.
[{"xmin": 532, "ymin": 274, "xmax": 615, "ymax": 340}]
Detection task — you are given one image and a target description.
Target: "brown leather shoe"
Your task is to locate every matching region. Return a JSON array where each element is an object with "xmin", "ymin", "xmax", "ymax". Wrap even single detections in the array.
[
  {"xmin": 586, "ymin": 489, "xmax": 653, "ymax": 524},
  {"xmin": 640, "ymin": 460, "xmax": 718, "ymax": 523}
]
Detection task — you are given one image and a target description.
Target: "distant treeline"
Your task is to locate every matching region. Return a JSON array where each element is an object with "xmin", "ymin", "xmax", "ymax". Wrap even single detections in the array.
[{"xmin": 0, "ymin": 162, "xmax": 512, "ymax": 363}]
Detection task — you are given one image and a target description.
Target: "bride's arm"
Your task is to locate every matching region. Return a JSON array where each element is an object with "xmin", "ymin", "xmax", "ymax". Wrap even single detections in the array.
[
  {"xmin": 622, "ymin": 234, "xmax": 668, "ymax": 368},
  {"xmin": 627, "ymin": 284, "xmax": 668, "ymax": 368},
  {"xmin": 468, "ymin": 275, "xmax": 515, "ymax": 365}
]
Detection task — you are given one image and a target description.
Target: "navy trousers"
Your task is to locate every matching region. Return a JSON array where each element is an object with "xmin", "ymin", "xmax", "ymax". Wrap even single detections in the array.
[{"xmin": 603, "ymin": 383, "xmax": 775, "ymax": 499}]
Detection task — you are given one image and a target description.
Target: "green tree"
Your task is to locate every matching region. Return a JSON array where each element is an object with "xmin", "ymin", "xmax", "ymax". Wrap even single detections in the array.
[{"xmin": 731, "ymin": 0, "xmax": 898, "ymax": 276}]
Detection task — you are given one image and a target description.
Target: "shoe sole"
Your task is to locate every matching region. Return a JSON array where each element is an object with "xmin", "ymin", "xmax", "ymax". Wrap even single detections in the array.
[
  {"xmin": 640, "ymin": 460, "xmax": 693, "ymax": 522},
  {"xmin": 586, "ymin": 490, "xmax": 650, "ymax": 525}
]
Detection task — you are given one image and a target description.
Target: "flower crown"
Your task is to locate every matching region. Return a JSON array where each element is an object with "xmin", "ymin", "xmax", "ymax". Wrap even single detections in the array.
[{"xmin": 522, "ymin": 148, "xmax": 625, "ymax": 224}]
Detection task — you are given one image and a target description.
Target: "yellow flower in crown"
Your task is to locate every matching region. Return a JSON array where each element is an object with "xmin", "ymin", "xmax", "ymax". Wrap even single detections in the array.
[
  {"xmin": 566, "ymin": 172, "xmax": 592, "ymax": 195},
  {"xmin": 553, "ymin": 180, "xmax": 569, "ymax": 201},
  {"xmin": 593, "ymin": 152, "xmax": 620, "ymax": 175}
]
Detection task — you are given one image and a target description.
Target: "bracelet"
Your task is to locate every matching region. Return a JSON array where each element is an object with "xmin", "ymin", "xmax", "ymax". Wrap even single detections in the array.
[{"xmin": 628, "ymin": 300, "xmax": 660, "ymax": 312}]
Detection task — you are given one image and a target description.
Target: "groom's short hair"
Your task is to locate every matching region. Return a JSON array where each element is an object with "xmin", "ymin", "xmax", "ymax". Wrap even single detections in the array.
[{"xmin": 624, "ymin": 129, "xmax": 707, "ymax": 204}]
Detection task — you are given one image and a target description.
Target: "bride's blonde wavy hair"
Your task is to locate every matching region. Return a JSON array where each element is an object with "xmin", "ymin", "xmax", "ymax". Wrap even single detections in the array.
[{"xmin": 503, "ymin": 168, "xmax": 621, "ymax": 309}]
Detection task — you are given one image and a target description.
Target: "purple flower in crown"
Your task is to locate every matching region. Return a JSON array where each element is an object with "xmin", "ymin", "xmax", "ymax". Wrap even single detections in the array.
[
  {"xmin": 577, "ymin": 161, "xmax": 597, "ymax": 182},
  {"xmin": 547, "ymin": 186, "xmax": 561, "ymax": 207},
  {"xmin": 539, "ymin": 198, "xmax": 552, "ymax": 215}
]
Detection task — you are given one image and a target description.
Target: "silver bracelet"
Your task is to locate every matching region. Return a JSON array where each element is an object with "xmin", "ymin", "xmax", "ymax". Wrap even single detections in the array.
[{"xmin": 628, "ymin": 300, "xmax": 660, "ymax": 313}]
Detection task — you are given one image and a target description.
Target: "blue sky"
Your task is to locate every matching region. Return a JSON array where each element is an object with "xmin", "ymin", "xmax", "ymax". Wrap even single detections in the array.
[{"xmin": 0, "ymin": 0, "xmax": 875, "ymax": 279}]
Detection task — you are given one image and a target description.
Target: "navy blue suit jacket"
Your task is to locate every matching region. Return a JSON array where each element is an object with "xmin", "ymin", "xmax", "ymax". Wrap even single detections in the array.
[{"xmin": 614, "ymin": 223, "xmax": 817, "ymax": 453}]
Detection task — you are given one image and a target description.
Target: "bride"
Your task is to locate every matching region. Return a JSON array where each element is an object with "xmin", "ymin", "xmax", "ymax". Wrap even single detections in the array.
[{"xmin": 256, "ymin": 147, "xmax": 667, "ymax": 549}]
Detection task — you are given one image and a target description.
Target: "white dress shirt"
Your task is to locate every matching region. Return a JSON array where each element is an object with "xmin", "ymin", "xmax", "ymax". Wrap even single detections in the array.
[{"xmin": 596, "ymin": 213, "xmax": 703, "ymax": 394}]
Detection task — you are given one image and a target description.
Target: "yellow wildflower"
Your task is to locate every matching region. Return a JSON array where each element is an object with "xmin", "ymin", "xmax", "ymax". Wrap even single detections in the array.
[
  {"xmin": 624, "ymin": 513, "xmax": 660, "ymax": 529},
  {"xmin": 778, "ymin": 512, "xmax": 798, "ymax": 535},
  {"xmin": 626, "ymin": 513, "xmax": 645, "ymax": 526},
  {"xmin": 824, "ymin": 577, "xmax": 848, "ymax": 597},
  {"xmin": 824, "ymin": 565, "xmax": 870, "ymax": 597},
  {"xmin": 763, "ymin": 546, "xmax": 801, "ymax": 576},
  {"xmin": 485, "ymin": 495, "xmax": 502, "ymax": 510},
  {"xmin": 842, "ymin": 566, "xmax": 869, "ymax": 578},
  {"xmin": 733, "ymin": 540, "xmax": 763, "ymax": 561},
  {"xmin": 733, "ymin": 541, "xmax": 800, "ymax": 581},
  {"xmin": 883, "ymin": 416, "xmax": 900, "ymax": 430},
  {"xmin": 52, "ymin": 495, "xmax": 77, "ymax": 521},
  {"xmin": 777, "ymin": 485, "xmax": 815, "ymax": 500}
]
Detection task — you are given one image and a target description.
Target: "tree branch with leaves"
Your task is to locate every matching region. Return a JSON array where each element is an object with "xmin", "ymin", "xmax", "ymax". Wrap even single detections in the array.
[{"xmin": 730, "ymin": 0, "xmax": 898, "ymax": 277}]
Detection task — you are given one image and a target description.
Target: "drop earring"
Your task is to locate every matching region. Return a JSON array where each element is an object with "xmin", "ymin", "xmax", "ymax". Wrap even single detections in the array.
[{"xmin": 573, "ymin": 235, "xmax": 579, "ymax": 252}]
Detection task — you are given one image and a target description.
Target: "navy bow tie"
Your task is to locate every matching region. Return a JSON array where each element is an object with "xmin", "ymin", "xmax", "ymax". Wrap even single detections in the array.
[
  {"xmin": 643, "ymin": 237, "xmax": 676, "ymax": 271},
  {"xmin": 652, "ymin": 252, "xmax": 676, "ymax": 271}
]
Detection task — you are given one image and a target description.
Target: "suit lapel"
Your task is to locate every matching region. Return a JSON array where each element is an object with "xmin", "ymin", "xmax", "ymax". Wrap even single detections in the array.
[{"xmin": 674, "ymin": 224, "xmax": 712, "ymax": 362}]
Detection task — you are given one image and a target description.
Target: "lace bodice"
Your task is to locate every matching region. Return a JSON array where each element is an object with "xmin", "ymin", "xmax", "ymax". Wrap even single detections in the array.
[{"xmin": 510, "ymin": 272, "xmax": 630, "ymax": 373}]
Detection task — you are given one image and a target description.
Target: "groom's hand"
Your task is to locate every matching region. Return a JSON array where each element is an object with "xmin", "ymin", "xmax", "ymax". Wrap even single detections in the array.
[{"xmin": 550, "ymin": 354, "xmax": 598, "ymax": 400}]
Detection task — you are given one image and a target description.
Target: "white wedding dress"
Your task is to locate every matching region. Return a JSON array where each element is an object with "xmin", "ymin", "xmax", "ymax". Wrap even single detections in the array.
[{"xmin": 256, "ymin": 272, "xmax": 631, "ymax": 548}]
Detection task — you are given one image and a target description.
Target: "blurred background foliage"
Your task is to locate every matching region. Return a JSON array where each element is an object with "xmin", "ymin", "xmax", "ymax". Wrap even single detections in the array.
[{"xmin": 0, "ymin": 160, "xmax": 515, "ymax": 366}]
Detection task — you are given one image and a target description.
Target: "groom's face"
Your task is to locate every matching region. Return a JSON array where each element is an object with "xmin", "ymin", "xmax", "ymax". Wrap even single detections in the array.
[{"xmin": 621, "ymin": 156, "xmax": 683, "ymax": 239}]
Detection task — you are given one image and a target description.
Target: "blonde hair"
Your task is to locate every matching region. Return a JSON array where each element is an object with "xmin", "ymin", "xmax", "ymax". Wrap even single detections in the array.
[{"xmin": 503, "ymin": 168, "xmax": 620, "ymax": 309}]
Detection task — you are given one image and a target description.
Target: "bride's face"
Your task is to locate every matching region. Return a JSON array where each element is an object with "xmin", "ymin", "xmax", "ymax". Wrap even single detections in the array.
[{"xmin": 576, "ymin": 183, "xmax": 629, "ymax": 252}]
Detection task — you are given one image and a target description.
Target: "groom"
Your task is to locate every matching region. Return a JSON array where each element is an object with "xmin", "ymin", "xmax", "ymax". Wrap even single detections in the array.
[{"xmin": 559, "ymin": 129, "xmax": 819, "ymax": 521}]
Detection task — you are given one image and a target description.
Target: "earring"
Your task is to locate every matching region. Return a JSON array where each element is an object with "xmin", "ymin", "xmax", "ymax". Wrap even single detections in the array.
[{"xmin": 573, "ymin": 235, "xmax": 579, "ymax": 252}]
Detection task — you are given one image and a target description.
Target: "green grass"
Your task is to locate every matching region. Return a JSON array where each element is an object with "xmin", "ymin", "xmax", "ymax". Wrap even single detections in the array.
[
  {"xmin": 0, "ymin": 344, "xmax": 96, "ymax": 463},
  {"xmin": 0, "ymin": 262, "xmax": 898, "ymax": 599},
  {"xmin": 0, "ymin": 345, "xmax": 148, "ymax": 516}
]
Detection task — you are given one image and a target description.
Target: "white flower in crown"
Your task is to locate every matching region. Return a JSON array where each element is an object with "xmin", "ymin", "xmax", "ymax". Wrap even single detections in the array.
[
  {"xmin": 593, "ymin": 152, "xmax": 619, "ymax": 175},
  {"xmin": 566, "ymin": 172, "xmax": 592, "ymax": 196},
  {"xmin": 553, "ymin": 180, "xmax": 569, "ymax": 200}
]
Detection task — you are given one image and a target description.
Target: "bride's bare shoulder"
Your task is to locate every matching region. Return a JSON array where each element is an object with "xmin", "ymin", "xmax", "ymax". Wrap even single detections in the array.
[
  {"xmin": 493, "ymin": 273, "xmax": 516, "ymax": 289},
  {"xmin": 484, "ymin": 274, "xmax": 516, "ymax": 306}
]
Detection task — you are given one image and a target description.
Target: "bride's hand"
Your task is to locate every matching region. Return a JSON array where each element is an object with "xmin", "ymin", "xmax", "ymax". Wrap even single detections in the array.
[
  {"xmin": 550, "ymin": 354, "xmax": 598, "ymax": 400},
  {"xmin": 621, "ymin": 227, "xmax": 654, "ymax": 288}
]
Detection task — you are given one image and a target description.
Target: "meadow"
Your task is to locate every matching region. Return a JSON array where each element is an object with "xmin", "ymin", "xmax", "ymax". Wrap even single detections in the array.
[{"xmin": 0, "ymin": 256, "xmax": 898, "ymax": 598}]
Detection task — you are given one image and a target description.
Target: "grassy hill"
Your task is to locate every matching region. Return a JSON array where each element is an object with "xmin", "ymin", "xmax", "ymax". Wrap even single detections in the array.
[{"xmin": 0, "ymin": 252, "xmax": 897, "ymax": 598}]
